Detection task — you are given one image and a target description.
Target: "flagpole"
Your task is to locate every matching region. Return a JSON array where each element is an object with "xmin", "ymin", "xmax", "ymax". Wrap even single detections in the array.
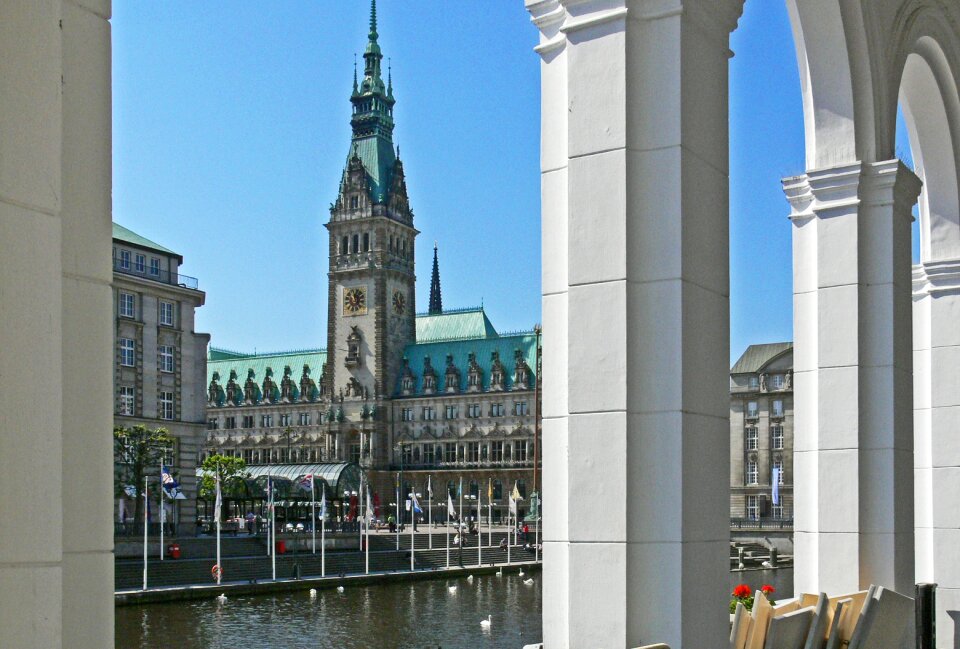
[
  {"xmin": 215, "ymin": 471, "xmax": 222, "ymax": 586},
  {"xmin": 477, "ymin": 487, "xmax": 482, "ymax": 568},
  {"xmin": 487, "ymin": 478, "xmax": 493, "ymax": 552},
  {"xmin": 458, "ymin": 476, "xmax": 463, "ymax": 568},
  {"xmin": 365, "ymin": 486, "xmax": 370, "ymax": 575},
  {"xmin": 266, "ymin": 476, "xmax": 271, "ymax": 557},
  {"xmin": 507, "ymin": 481, "xmax": 512, "ymax": 566},
  {"xmin": 428, "ymin": 475, "xmax": 432, "ymax": 550},
  {"xmin": 321, "ymin": 484, "xmax": 326, "ymax": 578},
  {"xmin": 358, "ymin": 475, "xmax": 364, "ymax": 553},
  {"xmin": 445, "ymin": 491, "xmax": 450, "ymax": 569},
  {"xmin": 270, "ymin": 476, "xmax": 276, "ymax": 581},
  {"xmin": 410, "ymin": 488, "xmax": 415, "ymax": 572},
  {"xmin": 311, "ymin": 475, "xmax": 316, "ymax": 554},
  {"xmin": 142, "ymin": 476, "xmax": 148, "ymax": 590},
  {"xmin": 159, "ymin": 457, "xmax": 164, "ymax": 561},
  {"xmin": 395, "ymin": 473, "xmax": 400, "ymax": 551}
]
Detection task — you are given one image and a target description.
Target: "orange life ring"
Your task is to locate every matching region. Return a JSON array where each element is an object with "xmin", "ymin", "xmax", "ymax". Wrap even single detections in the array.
[{"xmin": 211, "ymin": 564, "xmax": 223, "ymax": 580}]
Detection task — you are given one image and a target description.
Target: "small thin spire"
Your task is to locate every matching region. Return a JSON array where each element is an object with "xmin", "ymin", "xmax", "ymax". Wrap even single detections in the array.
[
  {"xmin": 429, "ymin": 243, "xmax": 443, "ymax": 315},
  {"xmin": 352, "ymin": 54, "xmax": 358, "ymax": 93},
  {"xmin": 369, "ymin": 0, "xmax": 378, "ymax": 41},
  {"xmin": 387, "ymin": 57, "xmax": 393, "ymax": 95}
]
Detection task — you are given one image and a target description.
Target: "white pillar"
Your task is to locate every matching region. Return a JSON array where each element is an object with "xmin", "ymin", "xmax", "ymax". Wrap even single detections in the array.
[
  {"xmin": 0, "ymin": 1, "xmax": 113, "ymax": 647},
  {"xmin": 528, "ymin": 1, "xmax": 742, "ymax": 646},
  {"xmin": 784, "ymin": 160, "xmax": 919, "ymax": 597},
  {"xmin": 913, "ymin": 259, "xmax": 960, "ymax": 647}
]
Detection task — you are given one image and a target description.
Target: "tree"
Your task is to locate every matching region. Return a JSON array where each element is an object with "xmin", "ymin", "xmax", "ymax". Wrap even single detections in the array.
[
  {"xmin": 199, "ymin": 454, "xmax": 249, "ymax": 521},
  {"xmin": 114, "ymin": 424, "xmax": 174, "ymax": 529}
]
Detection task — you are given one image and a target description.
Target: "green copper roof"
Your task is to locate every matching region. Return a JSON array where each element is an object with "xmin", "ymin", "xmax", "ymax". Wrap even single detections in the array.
[
  {"xmin": 415, "ymin": 307, "xmax": 499, "ymax": 343},
  {"xmin": 207, "ymin": 347, "xmax": 327, "ymax": 387},
  {"xmin": 397, "ymin": 332, "xmax": 538, "ymax": 395},
  {"xmin": 731, "ymin": 342, "xmax": 793, "ymax": 374},
  {"xmin": 350, "ymin": 137, "xmax": 396, "ymax": 203},
  {"xmin": 112, "ymin": 222, "xmax": 180, "ymax": 259}
]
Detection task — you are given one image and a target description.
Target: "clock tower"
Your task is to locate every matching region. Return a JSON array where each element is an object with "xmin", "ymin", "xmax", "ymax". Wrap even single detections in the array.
[{"xmin": 325, "ymin": 0, "xmax": 417, "ymax": 466}]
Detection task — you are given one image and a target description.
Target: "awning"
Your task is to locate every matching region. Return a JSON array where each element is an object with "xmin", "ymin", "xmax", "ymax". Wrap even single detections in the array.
[{"xmin": 195, "ymin": 462, "xmax": 364, "ymax": 501}]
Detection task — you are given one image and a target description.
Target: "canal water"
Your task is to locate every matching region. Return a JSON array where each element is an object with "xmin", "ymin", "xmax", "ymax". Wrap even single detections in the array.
[{"xmin": 116, "ymin": 573, "xmax": 543, "ymax": 649}]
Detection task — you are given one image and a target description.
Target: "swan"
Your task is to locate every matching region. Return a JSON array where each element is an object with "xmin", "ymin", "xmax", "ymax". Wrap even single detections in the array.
[
  {"xmin": 336, "ymin": 585, "xmax": 345, "ymax": 594},
  {"xmin": 480, "ymin": 615, "xmax": 492, "ymax": 629},
  {"xmin": 448, "ymin": 585, "xmax": 457, "ymax": 593},
  {"xmin": 309, "ymin": 588, "xmax": 317, "ymax": 598},
  {"xmin": 519, "ymin": 569, "xmax": 525, "ymax": 577},
  {"xmin": 467, "ymin": 574, "xmax": 474, "ymax": 583},
  {"xmin": 216, "ymin": 593, "xmax": 227, "ymax": 603},
  {"xmin": 523, "ymin": 578, "xmax": 534, "ymax": 586},
  {"xmin": 761, "ymin": 560, "xmax": 773, "ymax": 569},
  {"xmin": 496, "ymin": 567, "xmax": 503, "ymax": 577}
]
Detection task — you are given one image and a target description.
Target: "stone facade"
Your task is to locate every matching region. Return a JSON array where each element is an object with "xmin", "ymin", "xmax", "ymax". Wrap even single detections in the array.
[
  {"xmin": 729, "ymin": 343, "xmax": 794, "ymax": 522},
  {"xmin": 113, "ymin": 224, "xmax": 209, "ymax": 533}
]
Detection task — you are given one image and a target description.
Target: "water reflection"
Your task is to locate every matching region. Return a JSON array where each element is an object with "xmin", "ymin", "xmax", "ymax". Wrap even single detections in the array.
[{"xmin": 116, "ymin": 574, "xmax": 542, "ymax": 649}]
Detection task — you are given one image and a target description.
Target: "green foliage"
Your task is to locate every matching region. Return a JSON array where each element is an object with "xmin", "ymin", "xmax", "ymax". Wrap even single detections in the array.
[
  {"xmin": 113, "ymin": 425, "xmax": 174, "ymax": 527},
  {"xmin": 199, "ymin": 454, "xmax": 249, "ymax": 503}
]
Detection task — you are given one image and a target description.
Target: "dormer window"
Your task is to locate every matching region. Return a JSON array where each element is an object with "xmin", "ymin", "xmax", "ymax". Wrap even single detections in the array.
[
  {"xmin": 350, "ymin": 196, "xmax": 359, "ymax": 209},
  {"xmin": 422, "ymin": 356, "xmax": 437, "ymax": 395}
]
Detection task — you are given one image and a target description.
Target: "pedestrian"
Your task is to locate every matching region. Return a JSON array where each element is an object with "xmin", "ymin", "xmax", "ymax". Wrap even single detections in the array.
[{"xmin": 522, "ymin": 522, "xmax": 529, "ymax": 542}]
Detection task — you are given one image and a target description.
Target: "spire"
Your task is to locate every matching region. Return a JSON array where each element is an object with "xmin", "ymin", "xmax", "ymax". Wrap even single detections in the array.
[
  {"xmin": 369, "ymin": 0, "xmax": 378, "ymax": 41},
  {"xmin": 352, "ymin": 55, "xmax": 359, "ymax": 97},
  {"xmin": 429, "ymin": 242, "xmax": 443, "ymax": 314}
]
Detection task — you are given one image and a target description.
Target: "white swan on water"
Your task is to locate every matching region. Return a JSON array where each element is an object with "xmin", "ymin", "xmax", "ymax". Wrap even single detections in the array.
[
  {"xmin": 336, "ymin": 586, "xmax": 345, "ymax": 594},
  {"xmin": 216, "ymin": 593, "xmax": 227, "ymax": 603},
  {"xmin": 448, "ymin": 585, "xmax": 457, "ymax": 593},
  {"xmin": 519, "ymin": 569, "xmax": 525, "ymax": 577},
  {"xmin": 496, "ymin": 568, "xmax": 503, "ymax": 577},
  {"xmin": 480, "ymin": 615, "xmax": 492, "ymax": 629},
  {"xmin": 309, "ymin": 588, "xmax": 317, "ymax": 598},
  {"xmin": 523, "ymin": 578, "xmax": 534, "ymax": 586},
  {"xmin": 467, "ymin": 575, "xmax": 474, "ymax": 583}
]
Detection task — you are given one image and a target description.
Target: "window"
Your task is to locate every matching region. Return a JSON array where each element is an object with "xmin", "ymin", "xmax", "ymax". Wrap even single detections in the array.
[
  {"xmin": 280, "ymin": 413, "xmax": 292, "ymax": 426},
  {"xmin": 150, "ymin": 257, "xmax": 160, "ymax": 276},
  {"xmin": 746, "ymin": 401, "xmax": 758, "ymax": 418},
  {"xmin": 159, "ymin": 391, "xmax": 174, "ymax": 420},
  {"xmin": 119, "ymin": 250, "xmax": 131, "ymax": 270},
  {"xmin": 444, "ymin": 405, "xmax": 458, "ymax": 419},
  {"xmin": 119, "ymin": 338, "xmax": 135, "ymax": 367},
  {"xmin": 342, "ymin": 236, "xmax": 349, "ymax": 254},
  {"xmin": 352, "ymin": 234, "xmax": 359, "ymax": 253},
  {"xmin": 772, "ymin": 374, "xmax": 784, "ymax": 390},
  {"xmin": 772, "ymin": 503, "xmax": 784, "ymax": 519},
  {"xmin": 423, "ymin": 444, "xmax": 435, "ymax": 464},
  {"xmin": 771, "ymin": 425, "xmax": 784, "ymax": 450},
  {"xmin": 514, "ymin": 401, "xmax": 529, "ymax": 416},
  {"xmin": 493, "ymin": 480, "xmax": 503, "ymax": 500},
  {"xmin": 242, "ymin": 415, "xmax": 254, "ymax": 429},
  {"xmin": 119, "ymin": 292, "xmax": 136, "ymax": 318},
  {"xmin": 467, "ymin": 403, "xmax": 481, "ymax": 418},
  {"xmin": 225, "ymin": 416, "xmax": 236, "ymax": 429},
  {"xmin": 402, "ymin": 445, "xmax": 413, "ymax": 465},
  {"xmin": 748, "ymin": 376, "xmax": 759, "ymax": 389},
  {"xmin": 746, "ymin": 460, "xmax": 758, "ymax": 485},
  {"xmin": 468, "ymin": 372, "xmax": 480, "ymax": 388},
  {"xmin": 350, "ymin": 196, "xmax": 359, "ymax": 209},
  {"xmin": 119, "ymin": 386, "xmax": 135, "ymax": 415},
  {"xmin": 746, "ymin": 495, "xmax": 759, "ymax": 520},
  {"xmin": 491, "ymin": 440, "xmax": 504, "ymax": 462},
  {"xmin": 363, "ymin": 232, "xmax": 370, "ymax": 252},
  {"xmin": 207, "ymin": 417, "xmax": 219, "ymax": 430},
  {"xmin": 422, "ymin": 406, "xmax": 436, "ymax": 421},
  {"xmin": 772, "ymin": 399, "xmax": 784, "ymax": 417},
  {"xmin": 466, "ymin": 442, "xmax": 480, "ymax": 462},
  {"xmin": 516, "ymin": 480, "xmax": 527, "ymax": 498},
  {"xmin": 447, "ymin": 481, "xmax": 456, "ymax": 499},
  {"xmin": 401, "ymin": 408, "xmax": 414, "ymax": 422},
  {"xmin": 261, "ymin": 414, "xmax": 273, "ymax": 428},
  {"xmin": 745, "ymin": 427, "xmax": 758, "ymax": 450},
  {"xmin": 444, "ymin": 442, "xmax": 457, "ymax": 463},
  {"xmin": 491, "ymin": 403, "xmax": 504, "ymax": 417},
  {"xmin": 135, "ymin": 254, "xmax": 145, "ymax": 273},
  {"xmin": 159, "ymin": 301, "xmax": 174, "ymax": 326},
  {"xmin": 514, "ymin": 440, "xmax": 528, "ymax": 462},
  {"xmin": 159, "ymin": 345, "xmax": 175, "ymax": 372},
  {"xmin": 299, "ymin": 412, "xmax": 311, "ymax": 426},
  {"xmin": 773, "ymin": 459, "xmax": 785, "ymax": 484}
]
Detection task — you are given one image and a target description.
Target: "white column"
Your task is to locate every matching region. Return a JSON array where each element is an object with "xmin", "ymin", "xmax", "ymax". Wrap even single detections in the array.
[
  {"xmin": 913, "ymin": 259, "xmax": 960, "ymax": 647},
  {"xmin": 528, "ymin": 1, "xmax": 742, "ymax": 646},
  {"xmin": 784, "ymin": 160, "xmax": 919, "ymax": 597},
  {"xmin": 0, "ymin": 1, "xmax": 113, "ymax": 648}
]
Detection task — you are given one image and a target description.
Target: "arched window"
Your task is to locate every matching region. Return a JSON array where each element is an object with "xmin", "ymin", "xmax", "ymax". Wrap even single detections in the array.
[
  {"xmin": 363, "ymin": 232, "xmax": 370, "ymax": 252},
  {"xmin": 352, "ymin": 234, "xmax": 359, "ymax": 253},
  {"xmin": 350, "ymin": 195, "xmax": 359, "ymax": 209},
  {"xmin": 342, "ymin": 236, "xmax": 348, "ymax": 255},
  {"xmin": 493, "ymin": 479, "xmax": 503, "ymax": 500}
]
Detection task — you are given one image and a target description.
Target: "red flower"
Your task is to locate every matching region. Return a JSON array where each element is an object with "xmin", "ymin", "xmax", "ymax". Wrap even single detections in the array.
[
  {"xmin": 760, "ymin": 584, "xmax": 775, "ymax": 594},
  {"xmin": 732, "ymin": 584, "xmax": 752, "ymax": 599}
]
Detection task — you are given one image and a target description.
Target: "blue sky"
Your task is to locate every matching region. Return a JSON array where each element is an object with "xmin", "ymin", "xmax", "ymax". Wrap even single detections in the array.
[{"xmin": 113, "ymin": 2, "xmax": 908, "ymax": 362}]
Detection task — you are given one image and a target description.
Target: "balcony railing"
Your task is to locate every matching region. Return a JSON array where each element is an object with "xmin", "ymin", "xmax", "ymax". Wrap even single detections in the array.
[
  {"xmin": 113, "ymin": 258, "xmax": 199, "ymax": 290},
  {"xmin": 388, "ymin": 460, "xmax": 536, "ymax": 471},
  {"xmin": 730, "ymin": 517, "xmax": 793, "ymax": 530}
]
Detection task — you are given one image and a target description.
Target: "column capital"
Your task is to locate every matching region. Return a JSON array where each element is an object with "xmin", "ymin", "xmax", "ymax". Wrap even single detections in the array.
[
  {"xmin": 913, "ymin": 259, "xmax": 960, "ymax": 297},
  {"xmin": 861, "ymin": 159, "xmax": 923, "ymax": 218},
  {"xmin": 782, "ymin": 163, "xmax": 863, "ymax": 223}
]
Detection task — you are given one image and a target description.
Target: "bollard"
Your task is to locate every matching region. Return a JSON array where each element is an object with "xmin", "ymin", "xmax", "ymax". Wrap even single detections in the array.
[
  {"xmin": 769, "ymin": 547, "xmax": 778, "ymax": 568},
  {"xmin": 915, "ymin": 582, "xmax": 936, "ymax": 649}
]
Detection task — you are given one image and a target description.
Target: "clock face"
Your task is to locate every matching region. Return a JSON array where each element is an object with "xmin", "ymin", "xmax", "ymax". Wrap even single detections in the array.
[
  {"xmin": 343, "ymin": 286, "xmax": 367, "ymax": 316},
  {"xmin": 392, "ymin": 290, "xmax": 406, "ymax": 314}
]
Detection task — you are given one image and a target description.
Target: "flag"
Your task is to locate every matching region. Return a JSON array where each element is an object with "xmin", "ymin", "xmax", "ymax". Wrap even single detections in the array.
[
  {"xmin": 772, "ymin": 468, "xmax": 781, "ymax": 506},
  {"xmin": 427, "ymin": 476, "xmax": 433, "ymax": 499},
  {"xmin": 509, "ymin": 481, "xmax": 519, "ymax": 516},
  {"xmin": 297, "ymin": 474, "xmax": 314, "ymax": 492},
  {"xmin": 457, "ymin": 478, "xmax": 462, "ymax": 498},
  {"xmin": 366, "ymin": 487, "xmax": 374, "ymax": 520},
  {"xmin": 411, "ymin": 490, "xmax": 423, "ymax": 515},
  {"xmin": 447, "ymin": 492, "xmax": 456, "ymax": 518},
  {"xmin": 161, "ymin": 465, "xmax": 181, "ymax": 499},
  {"xmin": 214, "ymin": 474, "xmax": 222, "ymax": 522},
  {"xmin": 320, "ymin": 487, "xmax": 327, "ymax": 520},
  {"xmin": 487, "ymin": 478, "xmax": 492, "ymax": 502},
  {"xmin": 512, "ymin": 482, "xmax": 523, "ymax": 502}
]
